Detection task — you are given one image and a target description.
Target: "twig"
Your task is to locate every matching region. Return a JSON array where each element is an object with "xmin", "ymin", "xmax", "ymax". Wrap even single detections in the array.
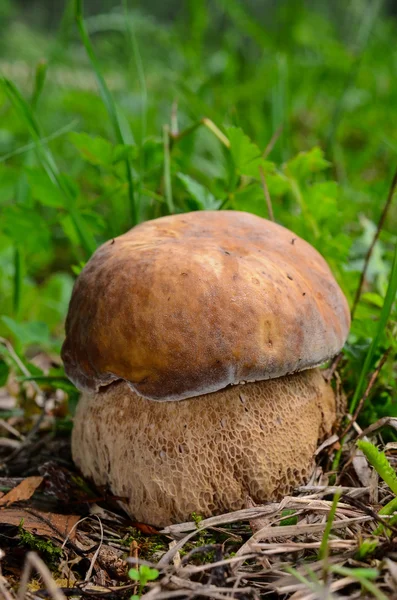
[
  {"xmin": 171, "ymin": 100, "xmax": 178, "ymax": 136},
  {"xmin": 259, "ymin": 165, "xmax": 275, "ymax": 222},
  {"xmin": 357, "ymin": 416, "xmax": 397, "ymax": 440},
  {"xmin": 351, "ymin": 166, "xmax": 397, "ymax": 320},
  {"xmin": 18, "ymin": 552, "xmax": 67, "ymax": 600},
  {"xmin": 341, "ymin": 495, "xmax": 397, "ymax": 535},
  {"xmin": 85, "ymin": 516, "xmax": 104, "ymax": 581},
  {"xmin": 339, "ymin": 348, "xmax": 391, "ymax": 440},
  {"xmin": 0, "ymin": 574, "xmax": 14, "ymax": 600},
  {"xmin": 0, "ymin": 338, "xmax": 43, "ymax": 399},
  {"xmin": 0, "ymin": 338, "xmax": 49, "ymax": 465},
  {"xmin": 0, "ymin": 419, "xmax": 25, "ymax": 440},
  {"xmin": 263, "ymin": 125, "xmax": 283, "ymax": 158},
  {"xmin": 170, "ymin": 118, "xmax": 230, "ymax": 149},
  {"xmin": 322, "ymin": 353, "xmax": 344, "ymax": 383}
]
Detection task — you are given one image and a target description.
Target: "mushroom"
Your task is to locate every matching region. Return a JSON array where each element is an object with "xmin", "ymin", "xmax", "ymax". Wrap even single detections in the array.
[{"xmin": 62, "ymin": 211, "xmax": 350, "ymax": 526}]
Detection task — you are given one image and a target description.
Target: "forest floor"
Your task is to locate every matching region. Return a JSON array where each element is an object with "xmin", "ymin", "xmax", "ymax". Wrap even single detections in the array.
[{"xmin": 0, "ymin": 368, "xmax": 397, "ymax": 600}]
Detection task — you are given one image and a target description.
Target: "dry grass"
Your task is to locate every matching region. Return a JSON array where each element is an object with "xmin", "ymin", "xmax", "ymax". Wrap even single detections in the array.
[{"xmin": 0, "ymin": 384, "xmax": 397, "ymax": 600}]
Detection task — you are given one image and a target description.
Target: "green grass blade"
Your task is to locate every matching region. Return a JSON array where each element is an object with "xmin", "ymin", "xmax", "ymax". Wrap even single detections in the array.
[
  {"xmin": 330, "ymin": 566, "xmax": 387, "ymax": 600},
  {"xmin": 1, "ymin": 77, "xmax": 96, "ymax": 257},
  {"xmin": 357, "ymin": 440, "xmax": 397, "ymax": 496},
  {"xmin": 163, "ymin": 125, "xmax": 174, "ymax": 213},
  {"xmin": 379, "ymin": 496, "xmax": 397, "ymax": 516},
  {"xmin": 74, "ymin": 0, "xmax": 137, "ymax": 226},
  {"xmin": 319, "ymin": 491, "xmax": 341, "ymax": 562},
  {"xmin": 31, "ymin": 59, "xmax": 48, "ymax": 110},
  {"xmin": 12, "ymin": 247, "xmax": 23, "ymax": 317},
  {"xmin": 0, "ymin": 120, "xmax": 79, "ymax": 163},
  {"xmin": 13, "ymin": 59, "xmax": 47, "ymax": 318},
  {"xmin": 326, "ymin": 0, "xmax": 384, "ymax": 151},
  {"xmin": 215, "ymin": 0, "xmax": 267, "ymax": 49},
  {"xmin": 349, "ymin": 241, "xmax": 397, "ymax": 413},
  {"xmin": 122, "ymin": 0, "xmax": 147, "ymax": 146}
]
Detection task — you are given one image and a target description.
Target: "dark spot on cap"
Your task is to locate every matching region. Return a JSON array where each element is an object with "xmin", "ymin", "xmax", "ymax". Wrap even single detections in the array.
[
  {"xmin": 291, "ymin": 238, "xmax": 296, "ymax": 245},
  {"xmin": 287, "ymin": 274, "xmax": 293, "ymax": 281}
]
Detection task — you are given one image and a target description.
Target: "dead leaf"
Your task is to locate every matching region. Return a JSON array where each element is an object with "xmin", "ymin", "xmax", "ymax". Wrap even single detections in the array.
[
  {"xmin": 244, "ymin": 496, "xmax": 271, "ymax": 534},
  {"xmin": 353, "ymin": 449, "xmax": 372, "ymax": 487},
  {"xmin": 131, "ymin": 521, "xmax": 160, "ymax": 535},
  {"xmin": 39, "ymin": 461, "xmax": 97, "ymax": 505},
  {"xmin": 0, "ymin": 476, "xmax": 43, "ymax": 507},
  {"xmin": 0, "ymin": 507, "xmax": 80, "ymax": 540}
]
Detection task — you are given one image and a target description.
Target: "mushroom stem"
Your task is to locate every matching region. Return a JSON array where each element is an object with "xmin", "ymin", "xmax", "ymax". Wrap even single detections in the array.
[{"xmin": 72, "ymin": 368, "xmax": 335, "ymax": 527}]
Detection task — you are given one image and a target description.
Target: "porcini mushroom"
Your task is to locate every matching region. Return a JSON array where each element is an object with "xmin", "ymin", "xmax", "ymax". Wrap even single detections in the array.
[{"xmin": 62, "ymin": 211, "xmax": 350, "ymax": 526}]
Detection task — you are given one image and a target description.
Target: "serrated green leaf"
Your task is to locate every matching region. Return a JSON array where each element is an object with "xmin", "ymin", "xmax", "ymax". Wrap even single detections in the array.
[
  {"xmin": 69, "ymin": 132, "xmax": 111, "ymax": 165},
  {"xmin": 177, "ymin": 173, "xmax": 221, "ymax": 210},
  {"xmin": 1, "ymin": 205, "xmax": 50, "ymax": 247},
  {"xmin": 285, "ymin": 147, "xmax": 330, "ymax": 180},
  {"xmin": 69, "ymin": 132, "xmax": 135, "ymax": 167},
  {"xmin": 231, "ymin": 183, "xmax": 268, "ymax": 217},
  {"xmin": 226, "ymin": 126, "xmax": 275, "ymax": 178}
]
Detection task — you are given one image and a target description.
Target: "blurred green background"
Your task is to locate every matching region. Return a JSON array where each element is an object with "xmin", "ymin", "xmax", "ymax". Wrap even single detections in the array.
[{"xmin": 0, "ymin": 0, "xmax": 396, "ymax": 424}]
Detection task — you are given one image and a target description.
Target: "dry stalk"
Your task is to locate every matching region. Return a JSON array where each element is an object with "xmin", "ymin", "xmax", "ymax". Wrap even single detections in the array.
[
  {"xmin": 351, "ymin": 165, "xmax": 397, "ymax": 320},
  {"xmin": 259, "ymin": 165, "xmax": 275, "ymax": 221},
  {"xmin": 17, "ymin": 552, "xmax": 66, "ymax": 600}
]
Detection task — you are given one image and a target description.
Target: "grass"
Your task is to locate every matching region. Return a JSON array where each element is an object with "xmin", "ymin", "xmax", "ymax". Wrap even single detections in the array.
[
  {"xmin": 74, "ymin": 0, "xmax": 137, "ymax": 226},
  {"xmin": 0, "ymin": 0, "xmax": 396, "ymax": 597}
]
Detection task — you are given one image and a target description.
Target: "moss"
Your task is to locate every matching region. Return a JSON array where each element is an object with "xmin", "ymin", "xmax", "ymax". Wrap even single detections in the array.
[
  {"xmin": 18, "ymin": 522, "xmax": 62, "ymax": 570},
  {"xmin": 120, "ymin": 527, "xmax": 168, "ymax": 561}
]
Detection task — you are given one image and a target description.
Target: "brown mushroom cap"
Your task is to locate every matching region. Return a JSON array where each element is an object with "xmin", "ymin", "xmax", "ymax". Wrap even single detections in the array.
[
  {"xmin": 72, "ymin": 368, "xmax": 336, "ymax": 526},
  {"xmin": 62, "ymin": 211, "xmax": 350, "ymax": 401}
]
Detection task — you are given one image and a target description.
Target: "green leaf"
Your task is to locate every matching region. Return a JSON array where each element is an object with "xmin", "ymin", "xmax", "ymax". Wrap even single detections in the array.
[
  {"xmin": 1, "ymin": 317, "xmax": 51, "ymax": 347},
  {"xmin": 285, "ymin": 147, "xmax": 330, "ymax": 180},
  {"xmin": 140, "ymin": 566, "xmax": 159, "ymax": 582},
  {"xmin": 71, "ymin": 262, "xmax": 86, "ymax": 276},
  {"xmin": 226, "ymin": 126, "xmax": 274, "ymax": 178},
  {"xmin": 356, "ymin": 538, "xmax": 379, "ymax": 560},
  {"xmin": 69, "ymin": 132, "xmax": 135, "ymax": 167},
  {"xmin": 362, "ymin": 292, "xmax": 384, "ymax": 308},
  {"xmin": 1, "ymin": 205, "xmax": 51, "ymax": 252},
  {"xmin": 0, "ymin": 359, "xmax": 10, "ymax": 386},
  {"xmin": 27, "ymin": 168, "xmax": 66, "ymax": 208},
  {"xmin": 177, "ymin": 173, "xmax": 221, "ymax": 210},
  {"xmin": 0, "ymin": 77, "xmax": 96, "ymax": 256},
  {"xmin": 357, "ymin": 440, "xmax": 397, "ymax": 496},
  {"xmin": 330, "ymin": 566, "xmax": 387, "ymax": 600},
  {"xmin": 128, "ymin": 568, "xmax": 140, "ymax": 581},
  {"xmin": 280, "ymin": 509, "xmax": 298, "ymax": 526},
  {"xmin": 231, "ymin": 183, "xmax": 268, "ymax": 217}
]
